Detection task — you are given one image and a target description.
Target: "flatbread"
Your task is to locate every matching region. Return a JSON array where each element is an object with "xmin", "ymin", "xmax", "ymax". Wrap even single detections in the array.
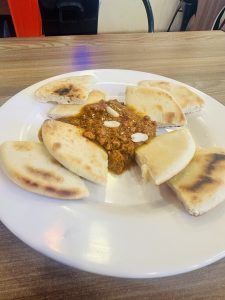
[
  {"xmin": 125, "ymin": 86, "xmax": 186, "ymax": 127},
  {"xmin": 35, "ymin": 75, "xmax": 96, "ymax": 104},
  {"xmin": 48, "ymin": 89, "xmax": 106, "ymax": 119},
  {"xmin": 139, "ymin": 80, "xmax": 204, "ymax": 113},
  {"xmin": 168, "ymin": 148, "xmax": 225, "ymax": 216},
  {"xmin": 0, "ymin": 141, "xmax": 89, "ymax": 199},
  {"xmin": 41, "ymin": 119, "xmax": 108, "ymax": 185},
  {"xmin": 135, "ymin": 128, "xmax": 196, "ymax": 185}
]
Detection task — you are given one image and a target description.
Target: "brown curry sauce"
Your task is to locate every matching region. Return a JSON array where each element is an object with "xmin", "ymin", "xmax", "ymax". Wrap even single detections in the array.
[{"xmin": 58, "ymin": 100, "xmax": 156, "ymax": 174}]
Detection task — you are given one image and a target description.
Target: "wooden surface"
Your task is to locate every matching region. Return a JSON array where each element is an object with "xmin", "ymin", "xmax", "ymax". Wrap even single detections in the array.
[{"xmin": 0, "ymin": 31, "xmax": 225, "ymax": 300}]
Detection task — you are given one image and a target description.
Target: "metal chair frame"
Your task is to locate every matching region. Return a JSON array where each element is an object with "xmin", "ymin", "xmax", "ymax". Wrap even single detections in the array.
[{"xmin": 142, "ymin": 0, "xmax": 154, "ymax": 32}]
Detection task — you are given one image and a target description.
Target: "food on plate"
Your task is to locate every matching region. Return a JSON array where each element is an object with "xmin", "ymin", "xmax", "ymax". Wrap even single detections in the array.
[
  {"xmin": 125, "ymin": 86, "xmax": 186, "ymax": 127},
  {"xmin": 57, "ymin": 99, "xmax": 156, "ymax": 174},
  {"xmin": 0, "ymin": 141, "xmax": 89, "ymax": 199},
  {"xmin": 35, "ymin": 75, "xmax": 96, "ymax": 104},
  {"xmin": 48, "ymin": 89, "xmax": 106, "ymax": 119},
  {"xmin": 135, "ymin": 128, "xmax": 196, "ymax": 185},
  {"xmin": 41, "ymin": 119, "xmax": 108, "ymax": 184},
  {"xmin": 168, "ymin": 148, "xmax": 225, "ymax": 216},
  {"xmin": 3, "ymin": 72, "xmax": 221, "ymax": 216},
  {"xmin": 138, "ymin": 80, "xmax": 204, "ymax": 113}
]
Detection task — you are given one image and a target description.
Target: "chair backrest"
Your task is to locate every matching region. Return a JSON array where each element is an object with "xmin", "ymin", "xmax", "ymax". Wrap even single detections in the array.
[
  {"xmin": 39, "ymin": 0, "xmax": 99, "ymax": 35},
  {"xmin": 98, "ymin": 0, "xmax": 154, "ymax": 33},
  {"xmin": 8, "ymin": 0, "xmax": 154, "ymax": 37},
  {"xmin": 8, "ymin": 0, "xmax": 42, "ymax": 37}
]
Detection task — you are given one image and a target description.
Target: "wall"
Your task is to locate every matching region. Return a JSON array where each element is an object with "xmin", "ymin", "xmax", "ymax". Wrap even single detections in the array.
[{"xmin": 98, "ymin": 0, "xmax": 183, "ymax": 33}]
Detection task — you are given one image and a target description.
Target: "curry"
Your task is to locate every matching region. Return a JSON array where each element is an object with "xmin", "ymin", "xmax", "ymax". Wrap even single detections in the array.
[{"xmin": 58, "ymin": 100, "xmax": 156, "ymax": 174}]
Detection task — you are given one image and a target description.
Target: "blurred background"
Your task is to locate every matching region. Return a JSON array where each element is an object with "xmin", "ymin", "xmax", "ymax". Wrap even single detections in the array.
[{"xmin": 0, "ymin": 0, "xmax": 224, "ymax": 38}]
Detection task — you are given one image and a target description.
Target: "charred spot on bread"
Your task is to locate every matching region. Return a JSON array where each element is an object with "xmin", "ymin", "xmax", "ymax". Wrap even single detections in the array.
[
  {"xmin": 53, "ymin": 84, "xmax": 85, "ymax": 100},
  {"xmin": 15, "ymin": 170, "xmax": 82, "ymax": 198},
  {"xmin": 185, "ymin": 176, "xmax": 214, "ymax": 192},
  {"xmin": 54, "ymin": 85, "xmax": 73, "ymax": 96},
  {"xmin": 26, "ymin": 165, "xmax": 63, "ymax": 182},
  {"xmin": 18, "ymin": 174, "xmax": 39, "ymax": 188},
  {"xmin": 44, "ymin": 186, "xmax": 81, "ymax": 197},
  {"xmin": 206, "ymin": 153, "xmax": 225, "ymax": 173},
  {"xmin": 178, "ymin": 153, "xmax": 225, "ymax": 194}
]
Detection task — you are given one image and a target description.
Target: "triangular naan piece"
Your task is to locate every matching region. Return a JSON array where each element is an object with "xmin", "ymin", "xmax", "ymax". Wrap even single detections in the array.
[
  {"xmin": 35, "ymin": 75, "xmax": 96, "ymax": 104},
  {"xmin": 41, "ymin": 119, "xmax": 108, "ymax": 185},
  {"xmin": 125, "ymin": 86, "xmax": 186, "ymax": 127},
  {"xmin": 139, "ymin": 80, "xmax": 204, "ymax": 113},
  {"xmin": 168, "ymin": 148, "xmax": 225, "ymax": 216},
  {"xmin": 0, "ymin": 141, "xmax": 89, "ymax": 199},
  {"xmin": 135, "ymin": 128, "xmax": 196, "ymax": 185},
  {"xmin": 48, "ymin": 89, "xmax": 106, "ymax": 119}
]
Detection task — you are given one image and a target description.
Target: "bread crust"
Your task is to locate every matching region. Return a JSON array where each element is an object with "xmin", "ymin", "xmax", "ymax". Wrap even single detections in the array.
[
  {"xmin": 41, "ymin": 119, "xmax": 108, "ymax": 185},
  {"xmin": 135, "ymin": 128, "xmax": 196, "ymax": 185},
  {"xmin": 35, "ymin": 75, "xmax": 96, "ymax": 104},
  {"xmin": 0, "ymin": 141, "xmax": 89, "ymax": 199},
  {"xmin": 139, "ymin": 80, "xmax": 204, "ymax": 113},
  {"xmin": 48, "ymin": 90, "xmax": 106, "ymax": 119},
  {"xmin": 125, "ymin": 86, "xmax": 186, "ymax": 126},
  {"xmin": 168, "ymin": 148, "xmax": 225, "ymax": 216}
]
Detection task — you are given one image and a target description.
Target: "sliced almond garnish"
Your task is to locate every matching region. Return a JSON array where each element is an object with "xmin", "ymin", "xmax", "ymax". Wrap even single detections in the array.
[
  {"xmin": 103, "ymin": 120, "xmax": 120, "ymax": 128},
  {"xmin": 106, "ymin": 106, "xmax": 119, "ymax": 117},
  {"xmin": 131, "ymin": 133, "xmax": 148, "ymax": 143}
]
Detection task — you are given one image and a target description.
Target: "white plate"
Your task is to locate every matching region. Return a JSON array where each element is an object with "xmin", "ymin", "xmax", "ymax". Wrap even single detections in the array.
[{"xmin": 0, "ymin": 69, "xmax": 225, "ymax": 278}]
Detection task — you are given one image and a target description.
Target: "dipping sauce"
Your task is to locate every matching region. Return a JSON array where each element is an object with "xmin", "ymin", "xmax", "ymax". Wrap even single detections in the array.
[{"xmin": 58, "ymin": 100, "xmax": 156, "ymax": 174}]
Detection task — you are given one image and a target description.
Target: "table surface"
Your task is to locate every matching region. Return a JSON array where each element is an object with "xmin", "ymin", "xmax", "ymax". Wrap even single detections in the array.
[{"xmin": 0, "ymin": 30, "xmax": 225, "ymax": 300}]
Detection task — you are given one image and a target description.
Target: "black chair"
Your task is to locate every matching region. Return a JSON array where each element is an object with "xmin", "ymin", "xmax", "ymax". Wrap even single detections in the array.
[
  {"xmin": 0, "ymin": 15, "xmax": 15, "ymax": 38},
  {"xmin": 38, "ymin": 0, "xmax": 154, "ymax": 36},
  {"xmin": 167, "ymin": 0, "xmax": 198, "ymax": 31},
  {"xmin": 39, "ymin": 0, "xmax": 99, "ymax": 35}
]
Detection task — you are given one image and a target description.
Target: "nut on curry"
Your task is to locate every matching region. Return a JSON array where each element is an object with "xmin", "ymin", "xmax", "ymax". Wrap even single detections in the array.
[{"xmin": 58, "ymin": 100, "xmax": 156, "ymax": 174}]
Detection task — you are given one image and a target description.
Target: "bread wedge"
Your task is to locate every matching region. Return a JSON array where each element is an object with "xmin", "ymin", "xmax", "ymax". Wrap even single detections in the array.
[
  {"xmin": 139, "ymin": 80, "xmax": 204, "ymax": 113},
  {"xmin": 168, "ymin": 148, "xmax": 225, "ymax": 216},
  {"xmin": 41, "ymin": 119, "xmax": 108, "ymax": 185},
  {"xmin": 135, "ymin": 128, "xmax": 196, "ymax": 185},
  {"xmin": 35, "ymin": 75, "xmax": 96, "ymax": 104},
  {"xmin": 0, "ymin": 141, "xmax": 89, "ymax": 199},
  {"xmin": 125, "ymin": 86, "xmax": 186, "ymax": 127},
  {"xmin": 48, "ymin": 89, "xmax": 106, "ymax": 119}
]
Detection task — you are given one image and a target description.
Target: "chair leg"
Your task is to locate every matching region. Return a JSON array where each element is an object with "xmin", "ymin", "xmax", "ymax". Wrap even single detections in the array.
[
  {"xmin": 219, "ymin": 18, "xmax": 225, "ymax": 30},
  {"xmin": 212, "ymin": 7, "xmax": 225, "ymax": 30},
  {"xmin": 180, "ymin": 0, "xmax": 198, "ymax": 31},
  {"xmin": 167, "ymin": 1, "xmax": 182, "ymax": 32}
]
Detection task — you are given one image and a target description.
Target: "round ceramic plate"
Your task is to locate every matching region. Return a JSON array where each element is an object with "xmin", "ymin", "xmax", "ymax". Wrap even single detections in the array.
[{"xmin": 0, "ymin": 69, "xmax": 225, "ymax": 278}]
